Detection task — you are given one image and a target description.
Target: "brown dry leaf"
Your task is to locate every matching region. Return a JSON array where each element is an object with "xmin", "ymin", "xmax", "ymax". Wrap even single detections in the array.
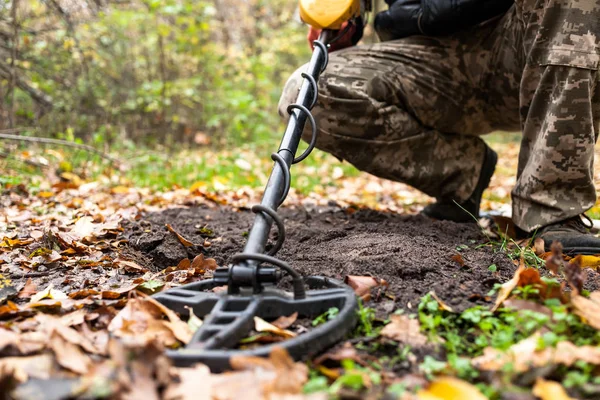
[
  {"xmin": 345, "ymin": 275, "xmax": 381, "ymax": 300},
  {"xmin": 176, "ymin": 258, "xmax": 191, "ymax": 270},
  {"xmin": 49, "ymin": 332, "xmax": 91, "ymax": 374},
  {"xmin": 533, "ymin": 237, "xmax": 546, "ymax": 255},
  {"xmin": 230, "ymin": 346, "xmax": 308, "ymax": 395},
  {"xmin": 502, "ymin": 299, "xmax": 552, "ymax": 316},
  {"xmin": 190, "ymin": 254, "xmax": 218, "ymax": 272},
  {"xmin": 491, "ymin": 265, "xmax": 525, "ymax": 312},
  {"xmin": 451, "ymin": 254, "xmax": 465, "ymax": 267},
  {"xmin": 313, "ymin": 342, "xmax": 367, "ymax": 367},
  {"xmin": 532, "ymin": 378, "xmax": 575, "ymax": 400},
  {"xmin": 571, "ymin": 292, "xmax": 600, "ymax": 330},
  {"xmin": 115, "ymin": 258, "xmax": 146, "ymax": 272},
  {"xmin": 101, "ymin": 291, "xmax": 122, "ymax": 299},
  {"xmin": 68, "ymin": 289, "xmax": 99, "ymax": 299},
  {"xmin": 164, "ymin": 364, "xmax": 212, "ymax": 400},
  {"xmin": 254, "ymin": 317, "xmax": 296, "ymax": 339},
  {"xmin": 108, "ymin": 293, "xmax": 192, "ymax": 345},
  {"xmin": 166, "ymin": 224, "xmax": 194, "ymax": 247},
  {"xmin": 416, "ymin": 376, "xmax": 487, "ymax": 400},
  {"xmin": 430, "ymin": 291, "xmax": 455, "ymax": 312},
  {"xmin": 472, "ymin": 333, "xmax": 600, "ymax": 373},
  {"xmin": 380, "ymin": 314, "xmax": 428, "ymax": 347},
  {"xmin": 0, "ymin": 354, "xmax": 55, "ymax": 383},
  {"xmin": 30, "ymin": 230, "xmax": 44, "ymax": 241},
  {"xmin": 17, "ymin": 278, "xmax": 37, "ymax": 299},
  {"xmin": 271, "ymin": 312, "xmax": 298, "ymax": 330}
]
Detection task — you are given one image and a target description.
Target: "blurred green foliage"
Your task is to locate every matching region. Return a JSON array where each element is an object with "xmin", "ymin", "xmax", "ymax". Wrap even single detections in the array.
[{"xmin": 0, "ymin": 0, "xmax": 310, "ymax": 148}]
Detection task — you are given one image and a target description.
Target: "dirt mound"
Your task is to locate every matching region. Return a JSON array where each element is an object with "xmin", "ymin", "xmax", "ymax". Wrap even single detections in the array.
[{"xmin": 124, "ymin": 205, "xmax": 517, "ymax": 311}]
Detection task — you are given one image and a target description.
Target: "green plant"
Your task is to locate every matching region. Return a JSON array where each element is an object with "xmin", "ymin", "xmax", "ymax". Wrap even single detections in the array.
[{"xmin": 312, "ymin": 307, "xmax": 340, "ymax": 327}]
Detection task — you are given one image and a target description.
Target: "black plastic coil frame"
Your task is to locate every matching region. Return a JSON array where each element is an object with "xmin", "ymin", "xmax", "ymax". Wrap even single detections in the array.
[{"xmin": 232, "ymin": 40, "xmax": 329, "ymax": 300}]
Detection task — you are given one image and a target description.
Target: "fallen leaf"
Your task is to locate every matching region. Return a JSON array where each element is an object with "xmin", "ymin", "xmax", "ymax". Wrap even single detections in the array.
[
  {"xmin": 491, "ymin": 265, "xmax": 525, "ymax": 312},
  {"xmin": 571, "ymin": 292, "xmax": 600, "ymax": 330},
  {"xmin": 0, "ymin": 274, "xmax": 17, "ymax": 304},
  {"xmin": 416, "ymin": 376, "xmax": 487, "ymax": 400},
  {"xmin": 230, "ymin": 346, "xmax": 308, "ymax": 395},
  {"xmin": 164, "ymin": 364, "xmax": 212, "ymax": 400},
  {"xmin": 532, "ymin": 378, "xmax": 575, "ymax": 400},
  {"xmin": 190, "ymin": 254, "xmax": 218, "ymax": 272},
  {"xmin": 166, "ymin": 224, "xmax": 194, "ymax": 247},
  {"xmin": 430, "ymin": 291, "xmax": 454, "ymax": 312},
  {"xmin": 108, "ymin": 293, "xmax": 192, "ymax": 346},
  {"xmin": 115, "ymin": 258, "xmax": 146, "ymax": 272},
  {"xmin": 30, "ymin": 284, "xmax": 67, "ymax": 303},
  {"xmin": 533, "ymin": 237, "xmax": 545, "ymax": 255},
  {"xmin": 451, "ymin": 254, "xmax": 465, "ymax": 267},
  {"xmin": 17, "ymin": 278, "xmax": 37, "ymax": 299},
  {"xmin": 313, "ymin": 342, "xmax": 367, "ymax": 367},
  {"xmin": 502, "ymin": 299, "xmax": 552, "ymax": 316},
  {"xmin": 68, "ymin": 289, "xmax": 100, "ymax": 299},
  {"xmin": 472, "ymin": 333, "xmax": 600, "ymax": 372},
  {"xmin": 271, "ymin": 312, "xmax": 298, "ymax": 330},
  {"xmin": 30, "ymin": 230, "xmax": 44, "ymax": 241},
  {"xmin": 571, "ymin": 254, "xmax": 600, "ymax": 270},
  {"xmin": 380, "ymin": 314, "xmax": 428, "ymax": 347},
  {"xmin": 0, "ymin": 237, "xmax": 34, "ymax": 249},
  {"xmin": 345, "ymin": 275, "xmax": 382, "ymax": 300},
  {"xmin": 49, "ymin": 332, "xmax": 90, "ymax": 374},
  {"xmin": 254, "ymin": 317, "xmax": 296, "ymax": 339}
]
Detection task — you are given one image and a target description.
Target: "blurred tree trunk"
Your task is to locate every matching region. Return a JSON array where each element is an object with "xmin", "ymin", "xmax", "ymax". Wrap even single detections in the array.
[{"xmin": 8, "ymin": 0, "xmax": 18, "ymax": 128}]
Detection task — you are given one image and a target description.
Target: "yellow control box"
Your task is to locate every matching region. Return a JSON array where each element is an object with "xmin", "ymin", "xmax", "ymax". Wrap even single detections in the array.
[{"xmin": 299, "ymin": 0, "xmax": 361, "ymax": 30}]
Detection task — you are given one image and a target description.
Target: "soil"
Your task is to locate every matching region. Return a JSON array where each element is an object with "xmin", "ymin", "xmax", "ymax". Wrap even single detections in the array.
[{"xmin": 123, "ymin": 204, "xmax": 519, "ymax": 312}]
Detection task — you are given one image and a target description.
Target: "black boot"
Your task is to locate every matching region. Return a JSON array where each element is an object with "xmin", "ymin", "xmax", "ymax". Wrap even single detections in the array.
[
  {"xmin": 421, "ymin": 145, "xmax": 497, "ymax": 223},
  {"xmin": 539, "ymin": 215, "xmax": 600, "ymax": 255}
]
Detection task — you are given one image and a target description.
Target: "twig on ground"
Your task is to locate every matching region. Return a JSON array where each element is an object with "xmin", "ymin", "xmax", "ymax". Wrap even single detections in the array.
[{"xmin": 0, "ymin": 133, "xmax": 121, "ymax": 165}]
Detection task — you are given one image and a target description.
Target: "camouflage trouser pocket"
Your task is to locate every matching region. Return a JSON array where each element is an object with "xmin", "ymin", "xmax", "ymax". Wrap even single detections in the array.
[{"xmin": 537, "ymin": 47, "xmax": 600, "ymax": 70}]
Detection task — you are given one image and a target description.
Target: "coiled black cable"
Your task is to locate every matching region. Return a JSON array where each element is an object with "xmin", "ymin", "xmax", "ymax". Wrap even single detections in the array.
[{"xmin": 232, "ymin": 40, "xmax": 329, "ymax": 300}]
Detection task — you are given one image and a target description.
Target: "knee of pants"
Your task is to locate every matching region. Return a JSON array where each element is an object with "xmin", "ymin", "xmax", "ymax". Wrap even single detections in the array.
[{"xmin": 278, "ymin": 64, "xmax": 307, "ymax": 119}]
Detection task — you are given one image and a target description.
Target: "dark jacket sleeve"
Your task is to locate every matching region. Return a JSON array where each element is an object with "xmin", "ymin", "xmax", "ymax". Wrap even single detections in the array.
[{"xmin": 374, "ymin": 0, "xmax": 514, "ymax": 42}]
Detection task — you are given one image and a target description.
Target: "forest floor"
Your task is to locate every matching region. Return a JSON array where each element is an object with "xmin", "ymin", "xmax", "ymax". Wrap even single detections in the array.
[{"xmin": 2, "ymin": 135, "xmax": 600, "ymax": 399}]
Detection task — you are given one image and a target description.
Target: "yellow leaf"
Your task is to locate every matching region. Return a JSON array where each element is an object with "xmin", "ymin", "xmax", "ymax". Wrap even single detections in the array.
[
  {"xmin": 38, "ymin": 191, "xmax": 54, "ymax": 198},
  {"xmin": 110, "ymin": 185, "xmax": 130, "ymax": 194},
  {"xmin": 571, "ymin": 254, "xmax": 600, "ymax": 270},
  {"xmin": 254, "ymin": 317, "xmax": 296, "ymax": 339},
  {"xmin": 189, "ymin": 181, "xmax": 206, "ymax": 193},
  {"xmin": 533, "ymin": 378, "xmax": 575, "ymax": 400},
  {"xmin": 417, "ymin": 377, "xmax": 487, "ymax": 400}
]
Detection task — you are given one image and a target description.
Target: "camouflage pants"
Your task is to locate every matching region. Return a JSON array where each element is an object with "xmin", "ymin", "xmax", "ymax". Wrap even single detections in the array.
[{"xmin": 279, "ymin": 0, "xmax": 600, "ymax": 232}]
